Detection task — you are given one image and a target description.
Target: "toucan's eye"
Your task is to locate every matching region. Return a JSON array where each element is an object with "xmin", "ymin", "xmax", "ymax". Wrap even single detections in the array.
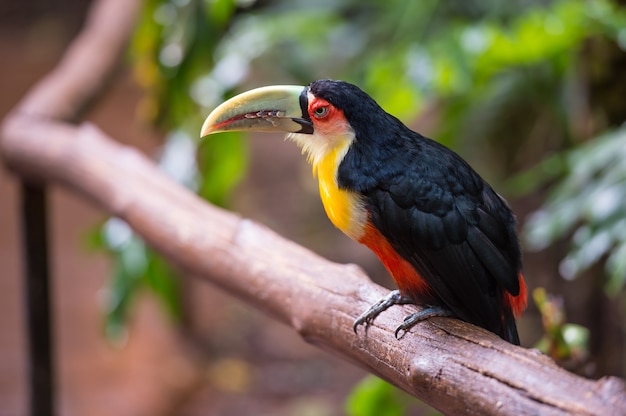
[{"xmin": 313, "ymin": 106, "xmax": 329, "ymax": 118}]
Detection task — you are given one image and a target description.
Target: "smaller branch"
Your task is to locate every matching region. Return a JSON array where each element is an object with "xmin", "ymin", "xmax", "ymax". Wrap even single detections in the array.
[
  {"xmin": 2, "ymin": 117, "xmax": 625, "ymax": 416},
  {"xmin": 13, "ymin": 0, "xmax": 141, "ymax": 122}
]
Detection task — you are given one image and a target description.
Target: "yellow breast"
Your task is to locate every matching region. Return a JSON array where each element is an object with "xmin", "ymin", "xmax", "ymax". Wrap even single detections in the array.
[{"xmin": 314, "ymin": 144, "xmax": 367, "ymax": 241}]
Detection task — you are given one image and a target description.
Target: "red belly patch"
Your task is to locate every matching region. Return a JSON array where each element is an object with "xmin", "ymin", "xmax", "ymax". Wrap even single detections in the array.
[{"xmin": 358, "ymin": 222, "xmax": 431, "ymax": 298}]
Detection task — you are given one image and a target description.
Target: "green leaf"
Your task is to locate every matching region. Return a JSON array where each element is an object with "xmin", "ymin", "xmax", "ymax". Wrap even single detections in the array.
[
  {"xmin": 345, "ymin": 376, "xmax": 406, "ymax": 416},
  {"xmin": 205, "ymin": 0, "xmax": 236, "ymax": 27},
  {"xmin": 101, "ymin": 235, "xmax": 146, "ymax": 343},
  {"xmin": 345, "ymin": 375, "xmax": 441, "ymax": 416},
  {"xmin": 197, "ymin": 131, "xmax": 248, "ymax": 207},
  {"xmin": 144, "ymin": 251, "xmax": 182, "ymax": 321},
  {"xmin": 523, "ymin": 125, "xmax": 626, "ymax": 290}
]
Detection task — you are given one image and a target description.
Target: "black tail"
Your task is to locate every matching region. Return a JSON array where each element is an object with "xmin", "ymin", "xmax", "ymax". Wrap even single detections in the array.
[{"xmin": 502, "ymin": 309, "xmax": 520, "ymax": 345}]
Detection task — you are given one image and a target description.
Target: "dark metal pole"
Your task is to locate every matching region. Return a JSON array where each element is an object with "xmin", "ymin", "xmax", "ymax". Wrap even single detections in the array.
[{"xmin": 21, "ymin": 182, "xmax": 54, "ymax": 416}]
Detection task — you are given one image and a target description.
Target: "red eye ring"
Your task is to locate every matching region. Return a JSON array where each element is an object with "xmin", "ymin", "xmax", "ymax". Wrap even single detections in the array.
[{"xmin": 313, "ymin": 106, "xmax": 329, "ymax": 118}]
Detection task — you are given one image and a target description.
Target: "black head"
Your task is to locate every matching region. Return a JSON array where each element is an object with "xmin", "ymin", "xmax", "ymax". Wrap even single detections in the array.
[{"xmin": 305, "ymin": 80, "xmax": 408, "ymax": 143}]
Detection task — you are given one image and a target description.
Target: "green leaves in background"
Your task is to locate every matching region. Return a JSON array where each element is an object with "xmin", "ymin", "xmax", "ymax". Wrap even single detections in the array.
[
  {"xmin": 523, "ymin": 125, "xmax": 626, "ymax": 295},
  {"xmin": 197, "ymin": 131, "xmax": 248, "ymax": 207},
  {"xmin": 95, "ymin": 0, "xmax": 248, "ymax": 339},
  {"xmin": 89, "ymin": 217, "xmax": 181, "ymax": 345},
  {"xmin": 345, "ymin": 375, "xmax": 441, "ymax": 416},
  {"xmin": 346, "ymin": 376, "xmax": 406, "ymax": 416},
  {"xmin": 533, "ymin": 288, "xmax": 590, "ymax": 370}
]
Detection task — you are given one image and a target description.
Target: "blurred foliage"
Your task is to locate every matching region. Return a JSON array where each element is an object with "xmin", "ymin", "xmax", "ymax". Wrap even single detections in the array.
[
  {"xmin": 131, "ymin": 0, "xmax": 249, "ymax": 206},
  {"xmin": 95, "ymin": 0, "xmax": 249, "ymax": 341},
  {"xmin": 87, "ymin": 217, "xmax": 182, "ymax": 344},
  {"xmin": 345, "ymin": 375, "xmax": 441, "ymax": 416},
  {"xmin": 217, "ymin": 0, "xmax": 626, "ymax": 157},
  {"xmin": 523, "ymin": 126, "xmax": 626, "ymax": 294},
  {"xmin": 533, "ymin": 288, "xmax": 590, "ymax": 372},
  {"xmin": 89, "ymin": 0, "xmax": 626, "ymax": 408}
]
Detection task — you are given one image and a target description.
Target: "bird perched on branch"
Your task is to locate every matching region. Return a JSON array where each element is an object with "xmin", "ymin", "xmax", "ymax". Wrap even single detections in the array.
[{"xmin": 201, "ymin": 80, "xmax": 527, "ymax": 344}]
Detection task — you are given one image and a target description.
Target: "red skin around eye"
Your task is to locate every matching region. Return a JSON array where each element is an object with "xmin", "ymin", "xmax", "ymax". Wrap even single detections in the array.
[{"xmin": 309, "ymin": 98, "xmax": 351, "ymax": 136}]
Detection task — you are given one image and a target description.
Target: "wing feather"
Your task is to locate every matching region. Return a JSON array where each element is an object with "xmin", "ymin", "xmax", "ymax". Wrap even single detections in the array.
[{"xmin": 358, "ymin": 138, "xmax": 522, "ymax": 338}]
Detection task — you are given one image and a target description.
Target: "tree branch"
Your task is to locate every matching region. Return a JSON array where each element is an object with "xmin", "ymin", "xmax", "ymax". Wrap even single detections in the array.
[
  {"xmin": 11, "ymin": 0, "xmax": 141, "ymax": 122},
  {"xmin": 1, "ymin": 0, "xmax": 625, "ymax": 414}
]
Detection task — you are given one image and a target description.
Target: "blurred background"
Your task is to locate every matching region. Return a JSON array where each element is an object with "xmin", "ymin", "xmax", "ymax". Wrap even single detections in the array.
[{"xmin": 1, "ymin": 0, "xmax": 626, "ymax": 415}]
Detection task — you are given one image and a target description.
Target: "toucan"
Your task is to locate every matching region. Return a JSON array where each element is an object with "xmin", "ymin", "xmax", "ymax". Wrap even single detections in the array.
[{"xmin": 201, "ymin": 80, "xmax": 527, "ymax": 345}]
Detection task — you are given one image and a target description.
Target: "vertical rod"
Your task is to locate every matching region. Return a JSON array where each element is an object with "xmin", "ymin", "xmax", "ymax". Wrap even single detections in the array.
[{"xmin": 21, "ymin": 182, "xmax": 54, "ymax": 416}]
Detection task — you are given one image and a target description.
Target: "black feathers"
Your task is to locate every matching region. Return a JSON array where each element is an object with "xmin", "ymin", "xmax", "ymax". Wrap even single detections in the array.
[{"xmin": 309, "ymin": 80, "xmax": 523, "ymax": 344}]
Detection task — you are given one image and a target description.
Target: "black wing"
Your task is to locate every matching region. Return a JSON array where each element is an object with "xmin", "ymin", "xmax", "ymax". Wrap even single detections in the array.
[{"xmin": 341, "ymin": 132, "xmax": 522, "ymax": 340}]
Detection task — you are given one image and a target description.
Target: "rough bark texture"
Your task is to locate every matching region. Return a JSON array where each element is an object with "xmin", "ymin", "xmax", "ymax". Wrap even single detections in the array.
[{"xmin": 1, "ymin": 0, "xmax": 625, "ymax": 414}]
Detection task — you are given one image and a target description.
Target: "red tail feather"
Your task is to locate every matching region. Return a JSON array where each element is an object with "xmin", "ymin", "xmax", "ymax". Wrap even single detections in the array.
[{"xmin": 506, "ymin": 273, "xmax": 527, "ymax": 317}]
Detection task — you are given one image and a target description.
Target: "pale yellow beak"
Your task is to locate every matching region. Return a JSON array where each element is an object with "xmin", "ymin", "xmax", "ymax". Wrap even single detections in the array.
[{"xmin": 200, "ymin": 85, "xmax": 313, "ymax": 138}]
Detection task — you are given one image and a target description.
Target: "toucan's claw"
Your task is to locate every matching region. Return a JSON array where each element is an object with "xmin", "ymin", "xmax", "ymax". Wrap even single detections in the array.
[
  {"xmin": 353, "ymin": 290, "xmax": 414, "ymax": 333},
  {"xmin": 353, "ymin": 291, "xmax": 456, "ymax": 338},
  {"xmin": 394, "ymin": 305, "xmax": 456, "ymax": 339}
]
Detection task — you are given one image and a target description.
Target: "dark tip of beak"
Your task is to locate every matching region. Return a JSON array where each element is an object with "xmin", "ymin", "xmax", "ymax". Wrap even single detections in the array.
[
  {"xmin": 294, "ymin": 119, "xmax": 313, "ymax": 134},
  {"xmin": 298, "ymin": 88, "xmax": 313, "ymax": 134}
]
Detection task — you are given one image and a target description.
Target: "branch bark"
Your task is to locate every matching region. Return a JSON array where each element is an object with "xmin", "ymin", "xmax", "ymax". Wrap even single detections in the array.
[
  {"xmin": 13, "ymin": 0, "xmax": 142, "ymax": 122},
  {"xmin": 1, "ymin": 0, "xmax": 625, "ymax": 415}
]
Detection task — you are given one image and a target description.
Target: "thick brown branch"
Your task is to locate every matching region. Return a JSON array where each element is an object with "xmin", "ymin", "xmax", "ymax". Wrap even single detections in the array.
[{"xmin": 1, "ymin": 0, "xmax": 625, "ymax": 414}]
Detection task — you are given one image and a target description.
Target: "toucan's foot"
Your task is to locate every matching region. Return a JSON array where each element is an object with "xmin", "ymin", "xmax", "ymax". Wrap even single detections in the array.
[
  {"xmin": 353, "ymin": 290, "xmax": 414, "ymax": 333},
  {"xmin": 394, "ymin": 306, "xmax": 456, "ymax": 339}
]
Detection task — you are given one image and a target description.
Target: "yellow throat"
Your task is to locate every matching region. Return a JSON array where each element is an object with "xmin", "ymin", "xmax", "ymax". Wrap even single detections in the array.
[{"xmin": 312, "ymin": 140, "xmax": 367, "ymax": 242}]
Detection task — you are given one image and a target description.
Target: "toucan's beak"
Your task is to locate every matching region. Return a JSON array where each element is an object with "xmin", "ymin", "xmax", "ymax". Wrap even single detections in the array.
[{"xmin": 200, "ymin": 85, "xmax": 314, "ymax": 138}]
